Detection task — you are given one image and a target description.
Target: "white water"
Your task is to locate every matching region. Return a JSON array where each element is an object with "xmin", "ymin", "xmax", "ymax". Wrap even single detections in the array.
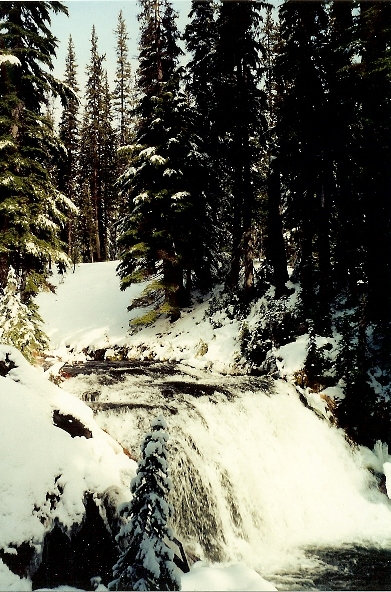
[{"xmin": 64, "ymin": 369, "xmax": 391, "ymax": 576}]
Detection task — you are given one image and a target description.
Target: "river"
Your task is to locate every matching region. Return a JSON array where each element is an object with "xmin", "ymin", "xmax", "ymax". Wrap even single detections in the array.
[{"xmin": 61, "ymin": 360, "xmax": 391, "ymax": 590}]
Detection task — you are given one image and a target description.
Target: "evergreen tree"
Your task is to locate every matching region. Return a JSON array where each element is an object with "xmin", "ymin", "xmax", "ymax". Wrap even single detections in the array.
[
  {"xmin": 262, "ymin": 4, "xmax": 289, "ymax": 297},
  {"xmin": 325, "ymin": 2, "xmax": 359, "ymax": 302},
  {"xmin": 0, "ymin": 267, "xmax": 48, "ymax": 362},
  {"xmin": 183, "ymin": 0, "xmax": 222, "ymax": 288},
  {"xmin": 214, "ymin": 0, "xmax": 267, "ymax": 296},
  {"xmin": 118, "ymin": 0, "xmax": 214, "ymax": 322},
  {"xmin": 0, "ymin": 1, "xmax": 74, "ymax": 297},
  {"xmin": 113, "ymin": 10, "xmax": 134, "ymax": 148},
  {"xmin": 356, "ymin": 1, "xmax": 391, "ymax": 323},
  {"xmin": 79, "ymin": 26, "xmax": 105, "ymax": 262},
  {"xmin": 184, "ymin": 1, "xmax": 217, "ymax": 141},
  {"xmin": 59, "ymin": 35, "xmax": 81, "ymax": 265},
  {"xmin": 79, "ymin": 27, "xmax": 118, "ymax": 262},
  {"xmin": 275, "ymin": 0, "xmax": 329, "ymax": 326},
  {"xmin": 101, "ymin": 71, "xmax": 120, "ymax": 259},
  {"xmin": 110, "ymin": 416, "xmax": 181, "ymax": 591}
]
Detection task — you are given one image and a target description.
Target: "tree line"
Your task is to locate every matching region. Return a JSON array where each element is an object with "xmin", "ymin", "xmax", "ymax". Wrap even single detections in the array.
[{"xmin": 1, "ymin": 0, "xmax": 391, "ymax": 444}]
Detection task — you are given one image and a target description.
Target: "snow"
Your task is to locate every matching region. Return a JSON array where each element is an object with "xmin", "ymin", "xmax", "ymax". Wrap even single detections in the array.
[
  {"xmin": 0, "ymin": 345, "xmax": 136, "ymax": 590},
  {"xmin": 37, "ymin": 262, "xmax": 147, "ymax": 360},
  {"xmin": 139, "ymin": 146, "xmax": 156, "ymax": 159},
  {"xmin": 0, "ymin": 54, "xmax": 21, "ymax": 66},
  {"xmin": 172, "ymin": 191, "xmax": 190, "ymax": 200},
  {"xmin": 384, "ymin": 463, "xmax": 391, "ymax": 498},
  {"xmin": 275, "ymin": 333, "xmax": 308, "ymax": 377},
  {"xmin": 0, "ymin": 139, "xmax": 15, "ymax": 150},
  {"xmin": 0, "ymin": 562, "xmax": 30, "ymax": 591},
  {"xmin": 182, "ymin": 562, "xmax": 276, "ymax": 591},
  {"xmin": 37, "ymin": 263, "xmax": 241, "ymax": 373},
  {"xmin": 150, "ymin": 154, "xmax": 167, "ymax": 166}
]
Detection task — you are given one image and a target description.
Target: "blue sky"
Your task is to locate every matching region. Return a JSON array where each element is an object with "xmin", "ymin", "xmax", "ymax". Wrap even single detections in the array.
[{"xmin": 51, "ymin": 1, "xmax": 191, "ymax": 92}]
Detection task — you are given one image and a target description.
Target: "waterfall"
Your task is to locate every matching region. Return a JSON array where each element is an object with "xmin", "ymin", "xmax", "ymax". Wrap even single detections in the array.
[{"xmin": 64, "ymin": 368, "xmax": 391, "ymax": 575}]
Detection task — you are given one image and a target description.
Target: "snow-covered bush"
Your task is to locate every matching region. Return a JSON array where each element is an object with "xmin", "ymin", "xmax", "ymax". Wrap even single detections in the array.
[
  {"xmin": 0, "ymin": 267, "xmax": 48, "ymax": 362},
  {"xmin": 110, "ymin": 416, "xmax": 181, "ymax": 591}
]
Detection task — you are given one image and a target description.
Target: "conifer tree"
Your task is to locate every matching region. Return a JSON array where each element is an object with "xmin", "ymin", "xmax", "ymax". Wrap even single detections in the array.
[
  {"xmin": 59, "ymin": 35, "xmax": 81, "ymax": 265},
  {"xmin": 325, "ymin": 2, "xmax": 358, "ymax": 302},
  {"xmin": 79, "ymin": 27, "xmax": 118, "ymax": 262},
  {"xmin": 79, "ymin": 26, "xmax": 105, "ymax": 262},
  {"xmin": 0, "ymin": 267, "xmax": 48, "ymax": 362},
  {"xmin": 184, "ymin": 1, "xmax": 217, "ymax": 141},
  {"xmin": 0, "ymin": 1, "xmax": 74, "ymax": 297},
  {"xmin": 183, "ymin": 1, "xmax": 221, "ymax": 288},
  {"xmin": 101, "ymin": 72, "xmax": 120, "ymax": 259},
  {"xmin": 113, "ymin": 10, "xmax": 134, "ymax": 148},
  {"xmin": 275, "ymin": 0, "xmax": 329, "ymax": 325},
  {"xmin": 118, "ymin": 0, "xmax": 214, "ymax": 322},
  {"xmin": 214, "ymin": 0, "xmax": 267, "ymax": 296},
  {"xmin": 262, "ymin": 4, "xmax": 289, "ymax": 297},
  {"xmin": 357, "ymin": 1, "xmax": 391, "ymax": 323},
  {"xmin": 110, "ymin": 416, "xmax": 181, "ymax": 591}
]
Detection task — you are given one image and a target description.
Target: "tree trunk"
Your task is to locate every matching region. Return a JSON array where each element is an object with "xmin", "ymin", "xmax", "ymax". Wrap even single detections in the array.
[
  {"xmin": 266, "ymin": 160, "xmax": 289, "ymax": 297},
  {"xmin": 316, "ymin": 177, "xmax": 332, "ymax": 333},
  {"xmin": 163, "ymin": 256, "xmax": 183, "ymax": 321}
]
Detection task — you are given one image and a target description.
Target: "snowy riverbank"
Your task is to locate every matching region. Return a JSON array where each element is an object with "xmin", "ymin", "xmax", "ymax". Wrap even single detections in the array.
[{"xmin": 37, "ymin": 261, "xmax": 243, "ymax": 374}]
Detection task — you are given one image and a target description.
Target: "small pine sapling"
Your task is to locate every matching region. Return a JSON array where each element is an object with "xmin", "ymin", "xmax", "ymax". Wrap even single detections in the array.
[
  {"xmin": 0, "ymin": 267, "xmax": 48, "ymax": 362},
  {"xmin": 110, "ymin": 416, "xmax": 181, "ymax": 591}
]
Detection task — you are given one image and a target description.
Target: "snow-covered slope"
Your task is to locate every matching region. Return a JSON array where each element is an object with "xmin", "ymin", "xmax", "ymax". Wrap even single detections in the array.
[
  {"xmin": 0, "ymin": 345, "xmax": 136, "ymax": 590},
  {"xmin": 37, "ymin": 262, "xmax": 242, "ymax": 373}
]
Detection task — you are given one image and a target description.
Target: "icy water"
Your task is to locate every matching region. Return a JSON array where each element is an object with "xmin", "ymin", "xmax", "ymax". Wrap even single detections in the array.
[
  {"xmin": 267, "ymin": 545, "xmax": 391, "ymax": 590},
  {"xmin": 61, "ymin": 360, "xmax": 391, "ymax": 590}
]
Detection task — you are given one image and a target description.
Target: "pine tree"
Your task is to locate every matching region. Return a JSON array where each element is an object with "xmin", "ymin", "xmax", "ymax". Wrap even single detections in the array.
[
  {"xmin": 79, "ymin": 27, "xmax": 118, "ymax": 262},
  {"xmin": 101, "ymin": 71, "xmax": 119, "ymax": 260},
  {"xmin": 326, "ymin": 2, "xmax": 359, "ymax": 302},
  {"xmin": 79, "ymin": 26, "xmax": 105, "ymax": 262},
  {"xmin": 113, "ymin": 10, "xmax": 134, "ymax": 148},
  {"xmin": 357, "ymin": 1, "xmax": 391, "ymax": 323},
  {"xmin": 0, "ymin": 1, "xmax": 74, "ymax": 297},
  {"xmin": 118, "ymin": 0, "xmax": 214, "ymax": 322},
  {"xmin": 183, "ymin": 0, "xmax": 222, "ymax": 289},
  {"xmin": 214, "ymin": 0, "xmax": 267, "ymax": 296},
  {"xmin": 262, "ymin": 4, "xmax": 289, "ymax": 297},
  {"xmin": 184, "ymin": 1, "xmax": 217, "ymax": 140},
  {"xmin": 275, "ymin": 0, "xmax": 329, "ymax": 325},
  {"xmin": 110, "ymin": 416, "xmax": 181, "ymax": 591},
  {"xmin": 0, "ymin": 267, "xmax": 48, "ymax": 362},
  {"xmin": 59, "ymin": 35, "xmax": 81, "ymax": 266}
]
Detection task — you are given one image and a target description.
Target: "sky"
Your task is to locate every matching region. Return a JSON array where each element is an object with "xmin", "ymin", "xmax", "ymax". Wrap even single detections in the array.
[{"xmin": 51, "ymin": 1, "xmax": 191, "ymax": 92}]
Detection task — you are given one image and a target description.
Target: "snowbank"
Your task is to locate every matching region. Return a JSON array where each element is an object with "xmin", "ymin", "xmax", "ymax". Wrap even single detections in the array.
[
  {"xmin": 182, "ymin": 562, "xmax": 276, "ymax": 591},
  {"xmin": 0, "ymin": 345, "xmax": 136, "ymax": 590},
  {"xmin": 37, "ymin": 262, "xmax": 242, "ymax": 373}
]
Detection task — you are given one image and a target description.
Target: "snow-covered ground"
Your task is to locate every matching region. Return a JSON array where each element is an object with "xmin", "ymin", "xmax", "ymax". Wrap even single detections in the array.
[
  {"xmin": 37, "ymin": 262, "xmax": 242, "ymax": 373},
  {"xmin": 0, "ymin": 345, "xmax": 135, "ymax": 591}
]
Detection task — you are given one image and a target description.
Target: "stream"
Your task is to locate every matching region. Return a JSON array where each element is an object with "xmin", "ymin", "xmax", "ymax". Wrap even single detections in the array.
[{"xmin": 60, "ymin": 360, "xmax": 391, "ymax": 590}]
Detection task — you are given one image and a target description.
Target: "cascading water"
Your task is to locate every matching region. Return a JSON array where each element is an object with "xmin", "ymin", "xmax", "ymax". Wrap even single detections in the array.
[{"xmin": 63, "ymin": 362, "xmax": 391, "ymax": 587}]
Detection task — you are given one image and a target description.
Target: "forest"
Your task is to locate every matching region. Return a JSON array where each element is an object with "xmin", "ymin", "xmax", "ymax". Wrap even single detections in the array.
[{"xmin": 1, "ymin": 0, "xmax": 391, "ymax": 468}]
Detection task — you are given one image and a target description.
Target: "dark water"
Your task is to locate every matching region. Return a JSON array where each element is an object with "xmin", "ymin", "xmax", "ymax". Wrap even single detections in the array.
[{"xmin": 269, "ymin": 545, "xmax": 391, "ymax": 590}]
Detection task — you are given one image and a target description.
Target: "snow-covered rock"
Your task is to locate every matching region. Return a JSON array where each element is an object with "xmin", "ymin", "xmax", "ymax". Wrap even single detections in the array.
[{"xmin": 0, "ymin": 345, "xmax": 136, "ymax": 590}]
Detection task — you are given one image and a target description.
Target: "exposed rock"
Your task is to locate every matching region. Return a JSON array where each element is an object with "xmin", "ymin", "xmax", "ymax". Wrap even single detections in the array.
[
  {"xmin": 32, "ymin": 494, "xmax": 117, "ymax": 591},
  {"xmin": 0, "ymin": 353, "xmax": 16, "ymax": 377},
  {"xmin": 52, "ymin": 410, "xmax": 93, "ymax": 439},
  {"xmin": 0, "ymin": 542, "xmax": 35, "ymax": 579}
]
